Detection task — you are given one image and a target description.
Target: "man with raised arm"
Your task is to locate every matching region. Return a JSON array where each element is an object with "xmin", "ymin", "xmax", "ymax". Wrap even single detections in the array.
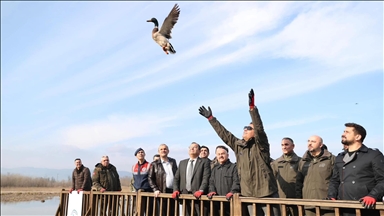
[{"xmin": 198, "ymin": 88, "xmax": 280, "ymax": 216}]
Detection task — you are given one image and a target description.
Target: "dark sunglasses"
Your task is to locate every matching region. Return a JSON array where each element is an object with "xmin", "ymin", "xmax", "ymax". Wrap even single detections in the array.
[{"xmin": 244, "ymin": 126, "xmax": 253, "ymax": 130}]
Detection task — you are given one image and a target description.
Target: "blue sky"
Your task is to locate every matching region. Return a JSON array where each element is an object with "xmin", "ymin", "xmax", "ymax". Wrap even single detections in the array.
[{"xmin": 1, "ymin": 2, "xmax": 383, "ymax": 171}]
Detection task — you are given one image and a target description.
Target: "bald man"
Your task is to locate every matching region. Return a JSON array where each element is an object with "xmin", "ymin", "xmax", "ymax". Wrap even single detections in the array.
[{"xmin": 296, "ymin": 135, "xmax": 336, "ymax": 216}]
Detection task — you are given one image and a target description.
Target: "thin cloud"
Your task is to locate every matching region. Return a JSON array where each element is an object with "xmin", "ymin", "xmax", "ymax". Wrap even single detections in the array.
[
  {"xmin": 57, "ymin": 114, "xmax": 177, "ymax": 149},
  {"xmin": 266, "ymin": 115, "xmax": 337, "ymax": 130}
]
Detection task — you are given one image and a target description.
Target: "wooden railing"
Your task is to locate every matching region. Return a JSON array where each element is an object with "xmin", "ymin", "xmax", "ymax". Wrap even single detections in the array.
[{"xmin": 55, "ymin": 189, "xmax": 384, "ymax": 216}]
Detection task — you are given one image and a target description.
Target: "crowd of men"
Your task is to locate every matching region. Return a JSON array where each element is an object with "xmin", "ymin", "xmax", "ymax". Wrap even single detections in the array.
[{"xmin": 69, "ymin": 89, "xmax": 384, "ymax": 216}]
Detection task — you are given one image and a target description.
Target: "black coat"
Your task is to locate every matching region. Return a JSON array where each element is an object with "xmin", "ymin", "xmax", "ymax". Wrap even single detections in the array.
[
  {"xmin": 328, "ymin": 144, "xmax": 384, "ymax": 201},
  {"xmin": 208, "ymin": 159, "xmax": 240, "ymax": 195}
]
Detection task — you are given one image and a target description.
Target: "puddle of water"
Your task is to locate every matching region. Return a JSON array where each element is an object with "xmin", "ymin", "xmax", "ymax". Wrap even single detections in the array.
[{"xmin": 1, "ymin": 196, "xmax": 60, "ymax": 216}]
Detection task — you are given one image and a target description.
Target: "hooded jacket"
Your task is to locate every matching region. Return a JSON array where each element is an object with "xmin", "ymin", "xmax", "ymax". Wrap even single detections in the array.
[{"xmin": 92, "ymin": 163, "xmax": 121, "ymax": 191}]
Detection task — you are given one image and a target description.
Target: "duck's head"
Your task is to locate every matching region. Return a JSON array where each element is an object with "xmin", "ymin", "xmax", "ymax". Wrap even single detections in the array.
[{"xmin": 146, "ymin": 18, "xmax": 159, "ymax": 27}]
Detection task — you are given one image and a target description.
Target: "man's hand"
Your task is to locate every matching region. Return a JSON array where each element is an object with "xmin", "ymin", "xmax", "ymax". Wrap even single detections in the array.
[
  {"xmin": 77, "ymin": 189, "xmax": 83, "ymax": 194},
  {"xmin": 100, "ymin": 188, "xmax": 106, "ymax": 193},
  {"xmin": 199, "ymin": 106, "xmax": 213, "ymax": 120},
  {"xmin": 248, "ymin": 89, "xmax": 255, "ymax": 109},
  {"xmin": 172, "ymin": 191, "xmax": 180, "ymax": 200},
  {"xmin": 69, "ymin": 188, "xmax": 74, "ymax": 194},
  {"xmin": 207, "ymin": 192, "xmax": 216, "ymax": 199},
  {"xmin": 154, "ymin": 190, "xmax": 161, "ymax": 197},
  {"xmin": 359, "ymin": 196, "xmax": 376, "ymax": 209},
  {"xmin": 225, "ymin": 192, "xmax": 233, "ymax": 201},
  {"xmin": 193, "ymin": 191, "xmax": 204, "ymax": 199},
  {"xmin": 323, "ymin": 197, "xmax": 336, "ymax": 200}
]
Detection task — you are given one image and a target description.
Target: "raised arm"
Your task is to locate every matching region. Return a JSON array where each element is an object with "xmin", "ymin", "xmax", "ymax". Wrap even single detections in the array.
[
  {"xmin": 199, "ymin": 106, "xmax": 239, "ymax": 152},
  {"xmin": 248, "ymin": 89, "xmax": 270, "ymax": 152}
]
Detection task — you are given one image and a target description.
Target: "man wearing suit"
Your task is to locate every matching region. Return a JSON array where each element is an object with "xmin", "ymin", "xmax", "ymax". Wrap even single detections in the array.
[{"xmin": 172, "ymin": 142, "xmax": 211, "ymax": 216}]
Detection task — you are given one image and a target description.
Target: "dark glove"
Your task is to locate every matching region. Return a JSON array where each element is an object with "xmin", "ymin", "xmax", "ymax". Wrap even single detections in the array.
[
  {"xmin": 248, "ymin": 89, "xmax": 255, "ymax": 109},
  {"xmin": 69, "ymin": 188, "xmax": 74, "ymax": 194},
  {"xmin": 172, "ymin": 191, "xmax": 180, "ymax": 200},
  {"xmin": 193, "ymin": 191, "xmax": 204, "ymax": 199},
  {"xmin": 225, "ymin": 192, "xmax": 233, "ymax": 201},
  {"xmin": 100, "ymin": 188, "xmax": 106, "ymax": 193},
  {"xmin": 359, "ymin": 196, "xmax": 376, "ymax": 209},
  {"xmin": 207, "ymin": 192, "xmax": 216, "ymax": 199},
  {"xmin": 323, "ymin": 197, "xmax": 336, "ymax": 200},
  {"xmin": 199, "ymin": 106, "xmax": 213, "ymax": 120},
  {"xmin": 77, "ymin": 189, "xmax": 83, "ymax": 194}
]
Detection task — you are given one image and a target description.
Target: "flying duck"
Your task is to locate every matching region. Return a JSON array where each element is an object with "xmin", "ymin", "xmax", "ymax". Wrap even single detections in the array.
[{"xmin": 147, "ymin": 4, "xmax": 180, "ymax": 55}]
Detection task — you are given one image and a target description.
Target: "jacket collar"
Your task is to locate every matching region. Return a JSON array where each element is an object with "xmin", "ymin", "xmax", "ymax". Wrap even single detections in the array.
[
  {"xmin": 302, "ymin": 149, "xmax": 332, "ymax": 161},
  {"xmin": 275, "ymin": 152, "xmax": 300, "ymax": 163},
  {"xmin": 217, "ymin": 159, "xmax": 232, "ymax": 168},
  {"xmin": 340, "ymin": 144, "xmax": 369, "ymax": 156}
]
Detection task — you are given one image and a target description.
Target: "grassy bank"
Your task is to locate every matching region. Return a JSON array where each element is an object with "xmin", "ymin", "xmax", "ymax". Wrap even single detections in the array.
[{"xmin": 1, "ymin": 174, "xmax": 133, "ymax": 203}]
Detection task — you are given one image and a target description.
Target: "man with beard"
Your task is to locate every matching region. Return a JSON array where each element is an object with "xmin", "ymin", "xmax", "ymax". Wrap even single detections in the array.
[
  {"xmin": 296, "ymin": 135, "xmax": 335, "ymax": 216},
  {"xmin": 198, "ymin": 89, "xmax": 280, "ymax": 216},
  {"xmin": 271, "ymin": 138, "xmax": 301, "ymax": 216},
  {"xmin": 327, "ymin": 123, "xmax": 384, "ymax": 216}
]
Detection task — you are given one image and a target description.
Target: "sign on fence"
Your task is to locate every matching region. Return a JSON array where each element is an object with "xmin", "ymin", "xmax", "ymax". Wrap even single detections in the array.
[{"xmin": 67, "ymin": 191, "xmax": 83, "ymax": 216}]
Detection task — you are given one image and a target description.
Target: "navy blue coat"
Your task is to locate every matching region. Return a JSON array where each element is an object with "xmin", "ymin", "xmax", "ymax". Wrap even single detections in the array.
[{"xmin": 328, "ymin": 144, "xmax": 384, "ymax": 201}]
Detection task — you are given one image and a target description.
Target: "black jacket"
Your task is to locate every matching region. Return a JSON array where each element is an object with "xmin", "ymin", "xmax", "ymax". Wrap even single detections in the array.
[
  {"xmin": 328, "ymin": 144, "xmax": 384, "ymax": 201},
  {"xmin": 208, "ymin": 159, "xmax": 240, "ymax": 195},
  {"xmin": 148, "ymin": 157, "xmax": 178, "ymax": 192}
]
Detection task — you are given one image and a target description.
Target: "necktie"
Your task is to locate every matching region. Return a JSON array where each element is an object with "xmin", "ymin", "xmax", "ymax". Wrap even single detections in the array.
[{"xmin": 186, "ymin": 160, "xmax": 194, "ymax": 191}]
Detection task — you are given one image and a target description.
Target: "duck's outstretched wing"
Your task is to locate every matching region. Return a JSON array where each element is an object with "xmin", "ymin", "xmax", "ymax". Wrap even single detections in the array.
[{"xmin": 159, "ymin": 4, "xmax": 180, "ymax": 39}]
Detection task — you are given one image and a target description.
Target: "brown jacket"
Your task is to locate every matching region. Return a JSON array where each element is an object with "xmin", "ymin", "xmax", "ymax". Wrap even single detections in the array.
[
  {"xmin": 271, "ymin": 152, "xmax": 301, "ymax": 198},
  {"xmin": 72, "ymin": 165, "xmax": 92, "ymax": 191},
  {"xmin": 148, "ymin": 157, "xmax": 178, "ymax": 192},
  {"xmin": 296, "ymin": 149, "xmax": 335, "ymax": 208},
  {"xmin": 209, "ymin": 107, "xmax": 278, "ymax": 197},
  {"xmin": 92, "ymin": 163, "xmax": 122, "ymax": 191}
]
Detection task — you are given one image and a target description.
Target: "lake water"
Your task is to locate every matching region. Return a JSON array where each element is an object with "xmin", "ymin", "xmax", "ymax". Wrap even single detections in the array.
[{"xmin": 1, "ymin": 196, "xmax": 60, "ymax": 216}]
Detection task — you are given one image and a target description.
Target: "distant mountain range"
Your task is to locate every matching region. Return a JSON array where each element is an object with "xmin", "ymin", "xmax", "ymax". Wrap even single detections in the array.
[{"xmin": 1, "ymin": 167, "xmax": 132, "ymax": 181}]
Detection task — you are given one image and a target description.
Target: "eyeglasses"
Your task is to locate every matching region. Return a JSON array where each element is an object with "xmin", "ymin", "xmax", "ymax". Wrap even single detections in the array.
[
  {"xmin": 244, "ymin": 126, "xmax": 253, "ymax": 130},
  {"xmin": 103, "ymin": 160, "xmax": 109, "ymax": 162}
]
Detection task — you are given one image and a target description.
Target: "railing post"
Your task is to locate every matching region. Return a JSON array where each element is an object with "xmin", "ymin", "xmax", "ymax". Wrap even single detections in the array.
[
  {"xmin": 232, "ymin": 193, "xmax": 242, "ymax": 216},
  {"xmin": 136, "ymin": 190, "xmax": 142, "ymax": 216}
]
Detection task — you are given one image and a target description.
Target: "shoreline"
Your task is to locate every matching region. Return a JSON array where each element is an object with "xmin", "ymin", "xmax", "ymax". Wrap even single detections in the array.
[{"xmin": 1, "ymin": 187, "xmax": 62, "ymax": 203}]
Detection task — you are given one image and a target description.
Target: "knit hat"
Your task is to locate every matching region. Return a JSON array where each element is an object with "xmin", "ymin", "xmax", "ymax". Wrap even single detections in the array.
[{"xmin": 134, "ymin": 148, "xmax": 144, "ymax": 156}]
